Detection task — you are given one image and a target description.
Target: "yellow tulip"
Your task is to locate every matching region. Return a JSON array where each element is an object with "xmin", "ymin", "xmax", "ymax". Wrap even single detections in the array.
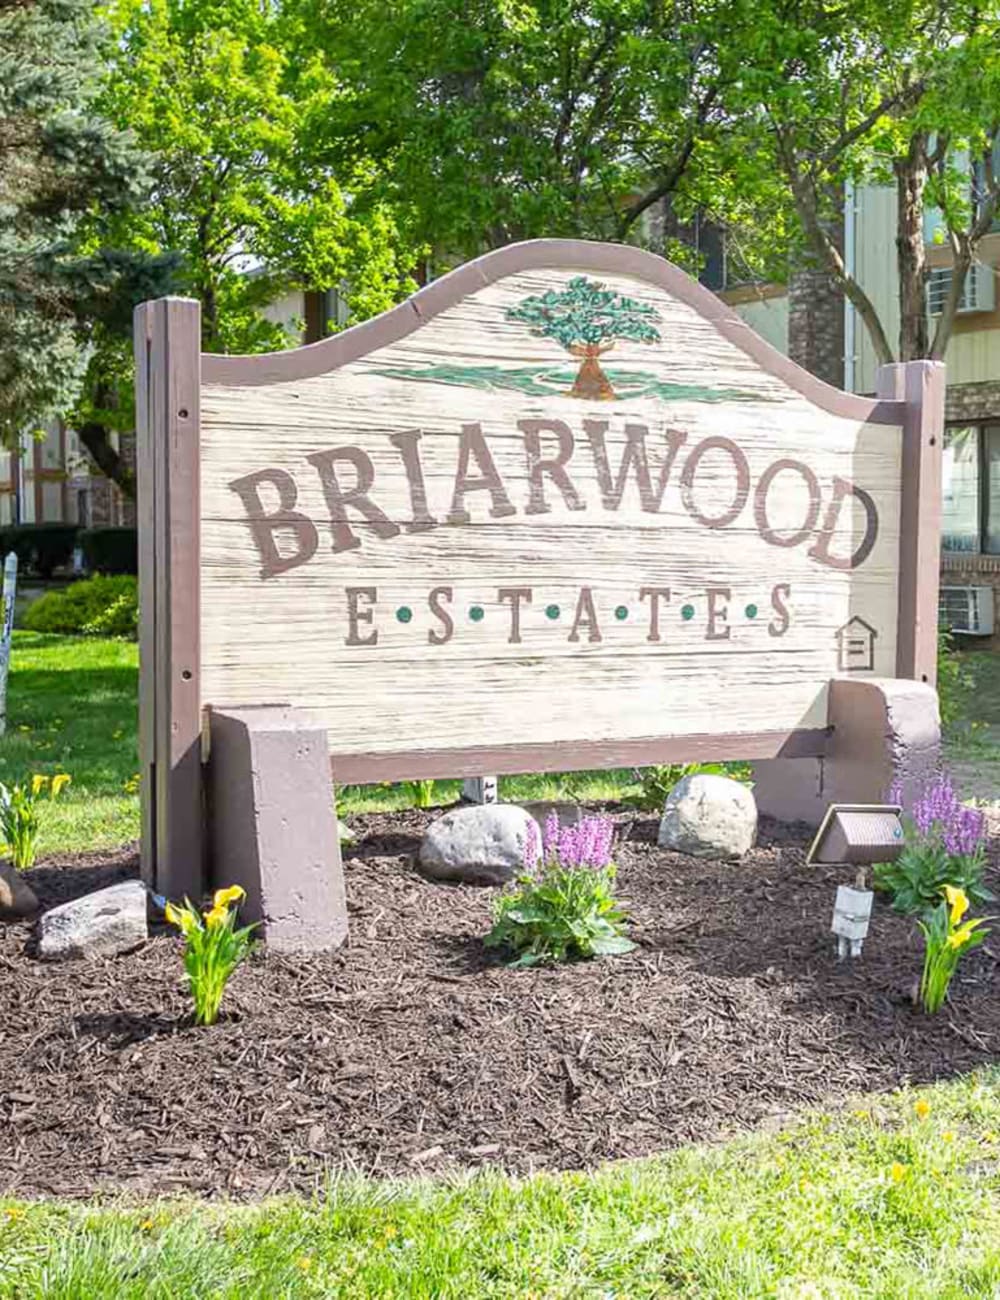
[
  {"xmin": 944, "ymin": 884, "xmax": 969, "ymax": 926},
  {"xmin": 30, "ymin": 774, "xmax": 47, "ymax": 796},
  {"xmin": 204, "ymin": 904, "xmax": 228, "ymax": 928},
  {"xmin": 50, "ymin": 773, "xmax": 71, "ymax": 797},
  {"xmin": 212, "ymin": 885, "xmax": 246, "ymax": 909}
]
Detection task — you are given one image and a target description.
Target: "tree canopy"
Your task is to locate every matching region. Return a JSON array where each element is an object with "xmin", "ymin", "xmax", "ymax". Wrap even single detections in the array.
[{"xmin": 0, "ymin": 0, "xmax": 170, "ymax": 448}]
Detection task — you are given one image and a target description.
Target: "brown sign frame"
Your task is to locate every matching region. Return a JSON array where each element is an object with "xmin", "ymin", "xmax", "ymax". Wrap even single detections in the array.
[{"xmin": 134, "ymin": 239, "xmax": 943, "ymax": 896}]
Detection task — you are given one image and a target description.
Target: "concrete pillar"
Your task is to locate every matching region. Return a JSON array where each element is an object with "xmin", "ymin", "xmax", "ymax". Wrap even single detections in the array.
[
  {"xmin": 207, "ymin": 705, "xmax": 348, "ymax": 952},
  {"xmin": 753, "ymin": 678, "xmax": 940, "ymax": 827}
]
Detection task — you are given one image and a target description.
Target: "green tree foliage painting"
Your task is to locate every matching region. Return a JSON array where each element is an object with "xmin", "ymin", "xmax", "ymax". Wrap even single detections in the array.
[{"xmin": 506, "ymin": 278, "xmax": 661, "ymax": 400}]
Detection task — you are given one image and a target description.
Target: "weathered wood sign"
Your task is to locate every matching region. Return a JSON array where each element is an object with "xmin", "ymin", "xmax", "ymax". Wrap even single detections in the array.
[{"xmin": 136, "ymin": 240, "xmax": 942, "ymax": 899}]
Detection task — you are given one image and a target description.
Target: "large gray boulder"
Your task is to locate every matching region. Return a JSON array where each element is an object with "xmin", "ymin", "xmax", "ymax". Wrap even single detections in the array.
[
  {"xmin": 658, "ymin": 774, "xmax": 757, "ymax": 859},
  {"xmin": 419, "ymin": 804, "xmax": 540, "ymax": 885},
  {"xmin": 38, "ymin": 880, "xmax": 148, "ymax": 960}
]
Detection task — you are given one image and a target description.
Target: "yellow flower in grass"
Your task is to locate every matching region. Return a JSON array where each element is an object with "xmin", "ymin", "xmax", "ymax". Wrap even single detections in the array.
[
  {"xmin": 943, "ymin": 1130, "xmax": 956, "ymax": 1143},
  {"xmin": 30, "ymin": 774, "xmax": 47, "ymax": 796},
  {"xmin": 945, "ymin": 884, "xmax": 969, "ymax": 926},
  {"xmin": 890, "ymin": 1161, "xmax": 908, "ymax": 1183},
  {"xmin": 50, "ymin": 773, "xmax": 70, "ymax": 797},
  {"xmin": 3, "ymin": 1207, "xmax": 24, "ymax": 1221},
  {"xmin": 213, "ymin": 885, "xmax": 245, "ymax": 909},
  {"xmin": 914, "ymin": 1099, "xmax": 931, "ymax": 1120}
]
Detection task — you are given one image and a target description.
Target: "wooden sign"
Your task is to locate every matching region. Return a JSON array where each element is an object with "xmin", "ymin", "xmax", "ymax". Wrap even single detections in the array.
[{"xmin": 135, "ymin": 240, "xmax": 942, "ymax": 894}]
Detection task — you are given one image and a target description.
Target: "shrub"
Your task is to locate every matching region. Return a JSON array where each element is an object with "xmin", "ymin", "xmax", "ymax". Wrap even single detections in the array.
[
  {"xmin": 164, "ymin": 886, "xmax": 256, "ymax": 1025},
  {"xmin": 485, "ymin": 812, "xmax": 635, "ymax": 967},
  {"xmin": 874, "ymin": 774, "xmax": 991, "ymax": 914},
  {"xmin": 0, "ymin": 524, "xmax": 78, "ymax": 578},
  {"xmin": 23, "ymin": 575, "xmax": 137, "ymax": 639},
  {"xmin": 917, "ymin": 885, "xmax": 991, "ymax": 1013},
  {"xmin": 937, "ymin": 629, "xmax": 974, "ymax": 730},
  {"xmin": 0, "ymin": 773, "xmax": 71, "ymax": 869},
  {"xmin": 79, "ymin": 527, "xmax": 137, "ymax": 575}
]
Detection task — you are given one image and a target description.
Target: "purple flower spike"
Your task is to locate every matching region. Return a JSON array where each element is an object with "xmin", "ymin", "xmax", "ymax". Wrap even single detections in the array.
[{"xmin": 524, "ymin": 817, "xmax": 540, "ymax": 871}]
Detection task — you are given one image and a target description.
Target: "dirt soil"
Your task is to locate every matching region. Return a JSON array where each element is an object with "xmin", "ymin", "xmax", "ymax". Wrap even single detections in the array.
[{"xmin": 1, "ymin": 810, "xmax": 999, "ymax": 1200}]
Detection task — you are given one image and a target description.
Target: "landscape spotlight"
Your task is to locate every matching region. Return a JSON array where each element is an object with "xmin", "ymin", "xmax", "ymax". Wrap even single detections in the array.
[{"xmin": 806, "ymin": 804, "xmax": 904, "ymax": 960}]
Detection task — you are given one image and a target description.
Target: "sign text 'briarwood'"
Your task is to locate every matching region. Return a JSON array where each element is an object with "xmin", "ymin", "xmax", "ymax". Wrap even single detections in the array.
[{"xmin": 230, "ymin": 417, "xmax": 879, "ymax": 580}]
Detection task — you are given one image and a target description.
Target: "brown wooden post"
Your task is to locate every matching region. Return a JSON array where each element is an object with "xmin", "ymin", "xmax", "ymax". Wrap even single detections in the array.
[
  {"xmin": 876, "ymin": 360, "xmax": 945, "ymax": 686},
  {"xmin": 134, "ymin": 297, "xmax": 203, "ymax": 898}
]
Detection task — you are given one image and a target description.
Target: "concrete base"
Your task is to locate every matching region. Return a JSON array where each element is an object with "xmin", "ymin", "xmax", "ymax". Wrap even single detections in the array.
[
  {"xmin": 753, "ymin": 677, "xmax": 940, "ymax": 828},
  {"xmin": 207, "ymin": 706, "xmax": 348, "ymax": 952}
]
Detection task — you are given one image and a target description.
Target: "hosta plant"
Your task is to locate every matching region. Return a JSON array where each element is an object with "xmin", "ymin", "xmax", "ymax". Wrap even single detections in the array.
[
  {"xmin": 875, "ymin": 775, "xmax": 991, "ymax": 914},
  {"xmin": 485, "ymin": 812, "xmax": 635, "ymax": 967},
  {"xmin": 0, "ymin": 773, "xmax": 70, "ymax": 869},
  {"xmin": 917, "ymin": 884, "xmax": 991, "ymax": 1013},
  {"xmin": 165, "ymin": 886, "xmax": 256, "ymax": 1025}
]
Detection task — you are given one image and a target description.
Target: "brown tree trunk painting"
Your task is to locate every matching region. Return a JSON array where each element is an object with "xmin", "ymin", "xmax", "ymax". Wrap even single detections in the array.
[{"xmin": 569, "ymin": 343, "xmax": 616, "ymax": 399}]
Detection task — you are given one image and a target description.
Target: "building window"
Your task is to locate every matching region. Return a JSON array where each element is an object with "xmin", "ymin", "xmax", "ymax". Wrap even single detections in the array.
[{"xmin": 942, "ymin": 423, "xmax": 1000, "ymax": 553}]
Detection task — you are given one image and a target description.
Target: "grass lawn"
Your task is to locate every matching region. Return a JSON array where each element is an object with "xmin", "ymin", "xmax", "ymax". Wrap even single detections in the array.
[
  {"xmin": 0, "ymin": 631, "xmax": 139, "ymax": 855},
  {"xmin": 7, "ymin": 631, "xmax": 1000, "ymax": 1297},
  {"xmin": 0, "ymin": 630, "xmax": 661, "ymax": 856},
  {"xmin": 3, "ymin": 1071, "xmax": 1000, "ymax": 1297}
]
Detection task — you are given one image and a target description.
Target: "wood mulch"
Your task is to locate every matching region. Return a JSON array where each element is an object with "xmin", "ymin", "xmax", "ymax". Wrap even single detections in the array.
[{"xmin": 1, "ymin": 809, "xmax": 998, "ymax": 1200}]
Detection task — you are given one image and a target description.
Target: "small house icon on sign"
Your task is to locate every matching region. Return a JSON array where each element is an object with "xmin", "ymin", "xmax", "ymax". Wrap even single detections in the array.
[{"xmin": 836, "ymin": 616, "xmax": 877, "ymax": 672}]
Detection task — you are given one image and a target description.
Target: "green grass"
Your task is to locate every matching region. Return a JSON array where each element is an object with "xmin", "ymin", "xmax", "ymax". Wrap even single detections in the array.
[
  {"xmin": 3, "ymin": 1072, "xmax": 1000, "ymax": 1297},
  {"xmin": 0, "ymin": 631, "xmax": 139, "ymax": 855}
]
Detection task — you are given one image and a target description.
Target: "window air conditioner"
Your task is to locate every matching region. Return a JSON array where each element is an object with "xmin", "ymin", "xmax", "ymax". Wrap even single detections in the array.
[
  {"xmin": 939, "ymin": 584, "xmax": 995, "ymax": 636},
  {"xmin": 927, "ymin": 262, "xmax": 996, "ymax": 315}
]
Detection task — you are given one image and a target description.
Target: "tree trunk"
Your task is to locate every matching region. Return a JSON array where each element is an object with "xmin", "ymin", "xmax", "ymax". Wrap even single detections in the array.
[
  {"xmin": 896, "ymin": 135, "xmax": 930, "ymax": 360},
  {"xmin": 76, "ymin": 420, "xmax": 135, "ymax": 500},
  {"xmin": 570, "ymin": 346, "xmax": 615, "ymax": 400}
]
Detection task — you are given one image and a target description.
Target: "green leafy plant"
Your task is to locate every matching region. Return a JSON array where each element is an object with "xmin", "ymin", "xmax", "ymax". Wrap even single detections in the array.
[
  {"xmin": 485, "ymin": 812, "xmax": 635, "ymax": 967},
  {"xmin": 409, "ymin": 778, "xmax": 436, "ymax": 809},
  {"xmin": 917, "ymin": 885, "xmax": 991, "ymax": 1013},
  {"xmin": 0, "ymin": 773, "xmax": 71, "ymax": 869},
  {"xmin": 937, "ymin": 629, "xmax": 974, "ymax": 730},
  {"xmin": 875, "ymin": 775, "xmax": 991, "ymax": 914},
  {"xmin": 625, "ymin": 761, "xmax": 753, "ymax": 812},
  {"xmin": 23, "ymin": 575, "xmax": 137, "ymax": 639},
  {"xmin": 164, "ymin": 886, "xmax": 256, "ymax": 1025}
]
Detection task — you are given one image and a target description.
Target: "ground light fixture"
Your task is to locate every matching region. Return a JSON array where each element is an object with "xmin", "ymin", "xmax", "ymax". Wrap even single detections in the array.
[{"xmin": 806, "ymin": 804, "xmax": 905, "ymax": 960}]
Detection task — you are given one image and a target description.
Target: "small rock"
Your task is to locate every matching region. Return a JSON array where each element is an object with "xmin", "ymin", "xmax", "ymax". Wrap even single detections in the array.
[
  {"xmin": 0, "ymin": 862, "xmax": 39, "ymax": 919},
  {"xmin": 419, "ymin": 804, "xmax": 540, "ymax": 885},
  {"xmin": 38, "ymin": 880, "xmax": 148, "ymax": 960},
  {"xmin": 520, "ymin": 801, "xmax": 583, "ymax": 831},
  {"xmin": 658, "ymin": 774, "xmax": 757, "ymax": 859}
]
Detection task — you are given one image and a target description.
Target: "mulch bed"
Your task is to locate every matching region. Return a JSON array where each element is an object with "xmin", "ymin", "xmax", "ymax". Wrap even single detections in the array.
[{"xmin": 1, "ymin": 809, "xmax": 999, "ymax": 1200}]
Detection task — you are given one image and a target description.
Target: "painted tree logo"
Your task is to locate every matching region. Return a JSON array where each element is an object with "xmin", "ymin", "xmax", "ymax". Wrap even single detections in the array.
[{"xmin": 506, "ymin": 276, "xmax": 661, "ymax": 400}]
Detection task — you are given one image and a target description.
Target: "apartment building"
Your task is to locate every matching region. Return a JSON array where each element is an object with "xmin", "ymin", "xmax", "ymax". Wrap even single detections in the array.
[{"xmin": 725, "ymin": 186, "xmax": 1000, "ymax": 647}]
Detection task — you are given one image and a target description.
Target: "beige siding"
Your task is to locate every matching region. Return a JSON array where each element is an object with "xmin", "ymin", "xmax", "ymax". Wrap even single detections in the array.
[
  {"xmin": 733, "ymin": 295, "xmax": 788, "ymax": 355},
  {"xmin": 853, "ymin": 186, "xmax": 899, "ymax": 393}
]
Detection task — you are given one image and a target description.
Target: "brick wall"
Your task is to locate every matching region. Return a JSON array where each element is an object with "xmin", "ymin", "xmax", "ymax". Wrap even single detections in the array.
[{"xmin": 945, "ymin": 381, "xmax": 1000, "ymax": 424}]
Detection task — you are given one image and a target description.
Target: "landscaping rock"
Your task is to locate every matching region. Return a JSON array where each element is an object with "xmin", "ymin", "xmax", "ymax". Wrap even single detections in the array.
[
  {"xmin": 0, "ymin": 862, "xmax": 39, "ymax": 919},
  {"xmin": 658, "ymin": 774, "xmax": 757, "ymax": 859},
  {"xmin": 520, "ymin": 801, "xmax": 583, "ymax": 832},
  {"xmin": 38, "ymin": 880, "xmax": 148, "ymax": 960},
  {"xmin": 418, "ymin": 804, "xmax": 540, "ymax": 885}
]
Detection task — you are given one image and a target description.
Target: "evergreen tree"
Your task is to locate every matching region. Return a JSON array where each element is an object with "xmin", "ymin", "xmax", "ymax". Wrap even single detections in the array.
[{"xmin": 0, "ymin": 0, "xmax": 174, "ymax": 462}]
